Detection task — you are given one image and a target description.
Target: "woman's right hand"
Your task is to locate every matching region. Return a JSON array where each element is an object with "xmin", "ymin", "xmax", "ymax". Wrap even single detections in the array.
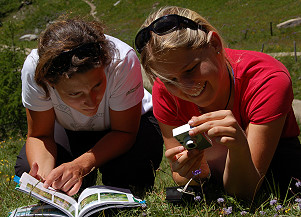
[{"xmin": 28, "ymin": 161, "xmax": 85, "ymax": 196}]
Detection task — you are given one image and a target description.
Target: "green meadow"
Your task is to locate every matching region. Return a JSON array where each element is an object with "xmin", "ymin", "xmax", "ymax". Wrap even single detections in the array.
[{"xmin": 1, "ymin": 0, "xmax": 301, "ymax": 216}]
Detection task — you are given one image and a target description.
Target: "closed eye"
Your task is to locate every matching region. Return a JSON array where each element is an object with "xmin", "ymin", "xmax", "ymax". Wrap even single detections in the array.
[
  {"xmin": 69, "ymin": 92, "xmax": 82, "ymax": 96},
  {"xmin": 94, "ymin": 82, "xmax": 102, "ymax": 88},
  {"xmin": 186, "ymin": 64, "xmax": 197, "ymax": 73}
]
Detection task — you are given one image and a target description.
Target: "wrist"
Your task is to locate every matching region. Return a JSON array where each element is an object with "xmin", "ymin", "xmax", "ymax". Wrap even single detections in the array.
[
  {"xmin": 173, "ymin": 172, "xmax": 190, "ymax": 186},
  {"xmin": 73, "ymin": 154, "xmax": 97, "ymax": 176}
]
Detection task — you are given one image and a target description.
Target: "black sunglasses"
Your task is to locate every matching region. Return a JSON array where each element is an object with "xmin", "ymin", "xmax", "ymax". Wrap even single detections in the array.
[
  {"xmin": 135, "ymin": 14, "xmax": 208, "ymax": 54},
  {"xmin": 49, "ymin": 42, "xmax": 101, "ymax": 74}
]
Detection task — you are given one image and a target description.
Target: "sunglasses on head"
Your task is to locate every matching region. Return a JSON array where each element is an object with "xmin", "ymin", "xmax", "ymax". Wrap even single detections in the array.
[
  {"xmin": 49, "ymin": 42, "xmax": 101, "ymax": 75},
  {"xmin": 135, "ymin": 14, "xmax": 208, "ymax": 54}
]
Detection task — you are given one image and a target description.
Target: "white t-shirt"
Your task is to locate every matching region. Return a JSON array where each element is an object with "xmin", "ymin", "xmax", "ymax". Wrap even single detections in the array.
[{"xmin": 21, "ymin": 35, "xmax": 152, "ymax": 148}]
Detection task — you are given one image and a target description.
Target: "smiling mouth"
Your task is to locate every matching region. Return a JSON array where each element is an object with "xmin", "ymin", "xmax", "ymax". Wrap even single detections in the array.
[{"xmin": 189, "ymin": 81, "xmax": 207, "ymax": 97}]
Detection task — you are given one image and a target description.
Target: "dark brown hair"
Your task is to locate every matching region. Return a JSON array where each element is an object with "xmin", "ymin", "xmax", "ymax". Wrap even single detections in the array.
[{"xmin": 35, "ymin": 18, "xmax": 115, "ymax": 97}]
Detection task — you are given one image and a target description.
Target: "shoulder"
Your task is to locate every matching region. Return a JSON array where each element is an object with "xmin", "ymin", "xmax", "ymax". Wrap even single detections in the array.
[
  {"xmin": 27, "ymin": 48, "xmax": 39, "ymax": 61},
  {"xmin": 152, "ymin": 80, "xmax": 177, "ymax": 115},
  {"xmin": 152, "ymin": 79, "xmax": 175, "ymax": 110},
  {"xmin": 153, "ymin": 79, "xmax": 169, "ymax": 98},
  {"xmin": 105, "ymin": 35, "xmax": 139, "ymax": 74},
  {"xmin": 22, "ymin": 49, "xmax": 39, "ymax": 73},
  {"xmin": 226, "ymin": 48, "xmax": 291, "ymax": 91},
  {"xmin": 105, "ymin": 35, "xmax": 136, "ymax": 59},
  {"xmin": 226, "ymin": 48, "xmax": 289, "ymax": 78},
  {"xmin": 21, "ymin": 49, "xmax": 39, "ymax": 82},
  {"xmin": 152, "ymin": 79, "xmax": 199, "ymax": 126},
  {"xmin": 104, "ymin": 35, "xmax": 141, "ymax": 84},
  {"xmin": 228, "ymin": 50, "xmax": 294, "ymax": 125}
]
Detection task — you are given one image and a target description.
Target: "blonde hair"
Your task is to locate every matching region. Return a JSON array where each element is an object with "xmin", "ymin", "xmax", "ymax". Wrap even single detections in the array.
[{"xmin": 138, "ymin": 6, "xmax": 228, "ymax": 85}]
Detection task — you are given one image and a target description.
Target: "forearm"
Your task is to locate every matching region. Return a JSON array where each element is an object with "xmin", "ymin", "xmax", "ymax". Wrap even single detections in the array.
[
  {"xmin": 223, "ymin": 145, "xmax": 262, "ymax": 199},
  {"xmin": 26, "ymin": 136, "xmax": 57, "ymax": 178},
  {"xmin": 71, "ymin": 130, "xmax": 136, "ymax": 175}
]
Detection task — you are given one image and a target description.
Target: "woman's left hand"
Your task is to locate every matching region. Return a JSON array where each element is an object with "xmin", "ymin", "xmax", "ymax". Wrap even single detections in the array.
[
  {"xmin": 188, "ymin": 110, "xmax": 248, "ymax": 150},
  {"xmin": 43, "ymin": 161, "xmax": 89, "ymax": 196}
]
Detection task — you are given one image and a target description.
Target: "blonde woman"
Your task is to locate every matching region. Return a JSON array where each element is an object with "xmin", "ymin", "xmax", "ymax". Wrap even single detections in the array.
[{"xmin": 135, "ymin": 6, "xmax": 301, "ymax": 199}]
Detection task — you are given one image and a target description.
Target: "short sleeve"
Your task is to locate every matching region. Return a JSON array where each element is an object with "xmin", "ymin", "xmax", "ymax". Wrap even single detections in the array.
[
  {"xmin": 108, "ymin": 49, "xmax": 144, "ymax": 111},
  {"xmin": 153, "ymin": 80, "xmax": 177, "ymax": 125},
  {"xmin": 245, "ymin": 71, "xmax": 293, "ymax": 124},
  {"xmin": 21, "ymin": 49, "xmax": 53, "ymax": 111},
  {"xmin": 152, "ymin": 79, "xmax": 196, "ymax": 126}
]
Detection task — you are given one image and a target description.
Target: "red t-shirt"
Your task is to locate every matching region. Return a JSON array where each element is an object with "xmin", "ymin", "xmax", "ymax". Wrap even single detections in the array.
[{"xmin": 152, "ymin": 48, "xmax": 300, "ymax": 138}]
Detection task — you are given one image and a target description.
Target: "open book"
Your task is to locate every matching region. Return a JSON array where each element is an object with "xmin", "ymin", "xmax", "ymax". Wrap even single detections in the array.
[{"xmin": 9, "ymin": 172, "xmax": 143, "ymax": 217}]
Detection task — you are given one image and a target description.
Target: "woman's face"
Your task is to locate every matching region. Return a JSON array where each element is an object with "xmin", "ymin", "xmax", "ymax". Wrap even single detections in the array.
[
  {"xmin": 53, "ymin": 67, "xmax": 107, "ymax": 116},
  {"xmin": 153, "ymin": 47, "xmax": 229, "ymax": 111}
]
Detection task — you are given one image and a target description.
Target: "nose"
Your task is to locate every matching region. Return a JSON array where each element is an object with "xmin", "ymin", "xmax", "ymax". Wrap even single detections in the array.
[{"xmin": 84, "ymin": 91, "xmax": 97, "ymax": 108}]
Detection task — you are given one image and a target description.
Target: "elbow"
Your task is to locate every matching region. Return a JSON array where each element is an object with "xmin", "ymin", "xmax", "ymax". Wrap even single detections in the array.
[
  {"xmin": 224, "ymin": 180, "xmax": 263, "ymax": 200},
  {"xmin": 124, "ymin": 132, "xmax": 138, "ymax": 150},
  {"xmin": 224, "ymin": 186, "xmax": 255, "ymax": 200}
]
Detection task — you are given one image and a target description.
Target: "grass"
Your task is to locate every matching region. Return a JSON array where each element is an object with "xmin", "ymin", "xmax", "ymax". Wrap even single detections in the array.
[
  {"xmin": 1, "ymin": 0, "xmax": 301, "ymax": 216},
  {"xmin": 1, "ymin": 0, "xmax": 301, "ymax": 97},
  {"xmin": 2, "ymin": 137, "xmax": 301, "ymax": 216},
  {"xmin": 1, "ymin": 0, "xmax": 301, "ymax": 52}
]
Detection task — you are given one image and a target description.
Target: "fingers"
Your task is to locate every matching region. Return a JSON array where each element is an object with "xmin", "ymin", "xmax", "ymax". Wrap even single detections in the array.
[
  {"xmin": 187, "ymin": 110, "xmax": 245, "ymax": 148},
  {"xmin": 43, "ymin": 167, "xmax": 61, "ymax": 189},
  {"xmin": 50, "ymin": 170, "xmax": 73, "ymax": 190},
  {"xmin": 43, "ymin": 164, "xmax": 83, "ymax": 196},
  {"xmin": 29, "ymin": 162, "xmax": 39, "ymax": 177},
  {"xmin": 166, "ymin": 145, "xmax": 204, "ymax": 178},
  {"xmin": 189, "ymin": 110, "xmax": 232, "ymax": 126},
  {"xmin": 175, "ymin": 150, "xmax": 204, "ymax": 178},
  {"xmin": 29, "ymin": 162, "xmax": 45, "ymax": 182},
  {"xmin": 52, "ymin": 174, "xmax": 82, "ymax": 196},
  {"xmin": 66, "ymin": 181, "xmax": 82, "ymax": 196},
  {"xmin": 189, "ymin": 112, "xmax": 236, "ymax": 136},
  {"xmin": 165, "ymin": 146, "xmax": 185, "ymax": 162}
]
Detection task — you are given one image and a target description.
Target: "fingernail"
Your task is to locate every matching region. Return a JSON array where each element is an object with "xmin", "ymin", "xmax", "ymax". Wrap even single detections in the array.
[
  {"xmin": 43, "ymin": 183, "xmax": 49, "ymax": 188},
  {"xmin": 178, "ymin": 146, "xmax": 185, "ymax": 151},
  {"xmin": 188, "ymin": 120, "xmax": 194, "ymax": 125}
]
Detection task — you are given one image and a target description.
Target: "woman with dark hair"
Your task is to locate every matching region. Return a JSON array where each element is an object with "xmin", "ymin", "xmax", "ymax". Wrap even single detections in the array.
[{"xmin": 15, "ymin": 18, "xmax": 163, "ymax": 198}]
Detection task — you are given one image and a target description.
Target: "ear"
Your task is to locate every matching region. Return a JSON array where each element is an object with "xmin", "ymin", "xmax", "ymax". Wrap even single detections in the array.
[{"xmin": 207, "ymin": 31, "xmax": 223, "ymax": 54}]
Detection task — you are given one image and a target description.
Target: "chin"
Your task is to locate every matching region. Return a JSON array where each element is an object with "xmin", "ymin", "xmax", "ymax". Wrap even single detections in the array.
[
  {"xmin": 81, "ymin": 109, "xmax": 98, "ymax": 116},
  {"xmin": 84, "ymin": 113, "xmax": 96, "ymax": 117}
]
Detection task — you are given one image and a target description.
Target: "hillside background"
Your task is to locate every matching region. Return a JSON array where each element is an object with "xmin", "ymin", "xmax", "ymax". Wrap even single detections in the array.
[
  {"xmin": 0, "ymin": 0, "xmax": 300, "ymax": 136},
  {"xmin": 1, "ymin": 1, "xmax": 301, "ymax": 216}
]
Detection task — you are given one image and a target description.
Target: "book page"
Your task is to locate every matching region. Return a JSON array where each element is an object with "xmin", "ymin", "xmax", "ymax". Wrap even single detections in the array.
[
  {"xmin": 79, "ymin": 204, "xmax": 132, "ymax": 217},
  {"xmin": 17, "ymin": 172, "xmax": 78, "ymax": 217},
  {"xmin": 9, "ymin": 204, "xmax": 67, "ymax": 217},
  {"xmin": 77, "ymin": 186, "xmax": 142, "ymax": 217}
]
